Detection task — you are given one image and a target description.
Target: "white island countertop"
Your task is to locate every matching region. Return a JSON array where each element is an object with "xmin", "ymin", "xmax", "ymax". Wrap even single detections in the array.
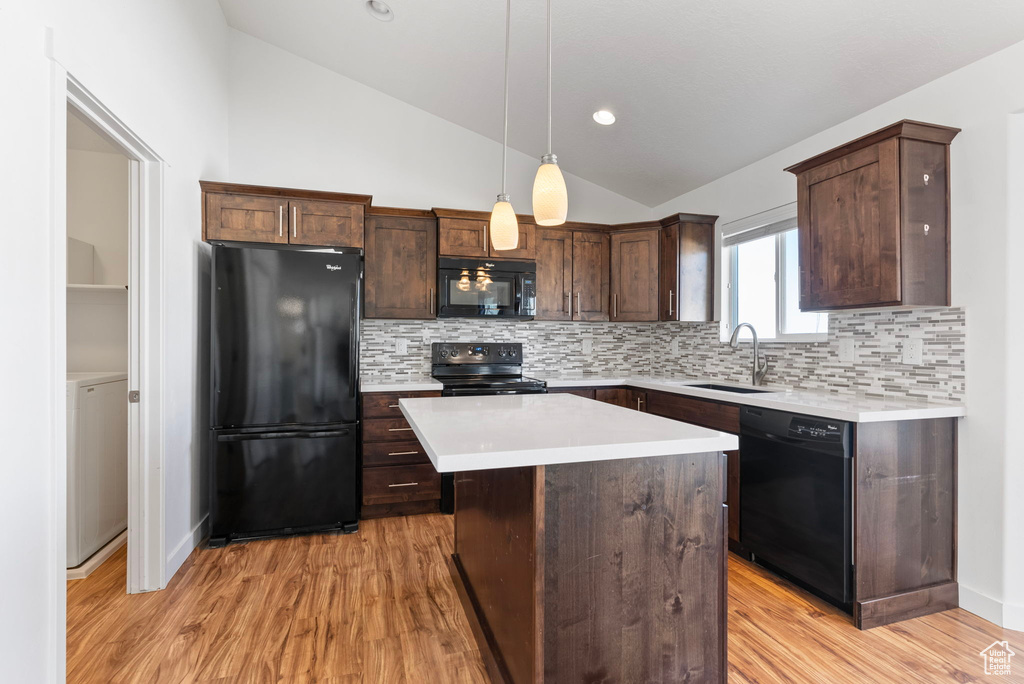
[{"xmin": 399, "ymin": 393, "xmax": 738, "ymax": 472}]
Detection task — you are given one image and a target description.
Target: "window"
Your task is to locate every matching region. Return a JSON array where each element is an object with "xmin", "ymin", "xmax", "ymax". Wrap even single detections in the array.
[{"xmin": 723, "ymin": 211, "xmax": 827, "ymax": 342}]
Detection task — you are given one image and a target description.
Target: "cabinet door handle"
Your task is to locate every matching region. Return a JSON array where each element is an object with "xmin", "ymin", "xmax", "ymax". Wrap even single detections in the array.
[
  {"xmin": 668, "ymin": 290, "xmax": 674, "ymax": 317},
  {"xmin": 636, "ymin": 397, "xmax": 643, "ymax": 410},
  {"xmin": 387, "ymin": 451, "xmax": 419, "ymax": 456},
  {"xmin": 278, "ymin": 205, "xmax": 284, "ymax": 237},
  {"xmin": 483, "ymin": 224, "xmax": 488, "ymax": 251},
  {"xmin": 430, "ymin": 288, "xmax": 435, "ymax": 315},
  {"xmin": 388, "ymin": 427, "xmax": 413, "ymax": 432},
  {"xmin": 576, "ymin": 292, "xmax": 581, "ymax": 318},
  {"xmin": 388, "ymin": 404, "xmax": 400, "ymax": 408},
  {"xmin": 613, "ymin": 293, "xmax": 618, "ymax": 319},
  {"xmin": 388, "ymin": 482, "xmax": 419, "ymax": 488},
  {"xmin": 292, "ymin": 206, "xmax": 297, "ymax": 238}
]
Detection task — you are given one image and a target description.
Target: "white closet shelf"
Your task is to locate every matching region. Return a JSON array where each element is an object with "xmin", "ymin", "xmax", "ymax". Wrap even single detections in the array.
[{"xmin": 67, "ymin": 284, "xmax": 128, "ymax": 292}]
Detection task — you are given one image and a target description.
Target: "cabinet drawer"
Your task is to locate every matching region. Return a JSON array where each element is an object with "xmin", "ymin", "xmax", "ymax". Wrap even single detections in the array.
[
  {"xmin": 363, "ymin": 417, "xmax": 417, "ymax": 442},
  {"xmin": 362, "ymin": 440, "xmax": 430, "ymax": 467},
  {"xmin": 646, "ymin": 391, "xmax": 740, "ymax": 434},
  {"xmin": 362, "ymin": 391, "xmax": 441, "ymax": 419},
  {"xmin": 362, "ymin": 465, "xmax": 440, "ymax": 505}
]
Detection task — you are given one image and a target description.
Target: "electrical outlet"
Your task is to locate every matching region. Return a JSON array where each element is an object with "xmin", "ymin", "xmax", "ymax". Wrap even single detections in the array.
[
  {"xmin": 581, "ymin": 338, "xmax": 594, "ymax": 355},
  {"xmin": 838, "ymin": 338, "xmax": 855, "ymax": 364},
  {"xmin": 670, "ymin": 339, "xmax": 680, "ymax": 355},
  {"xmin": 395, "ymin": 338, "xmax": 408, "ymax": 355},
  {"xmin": 902, "ymin": 338, "xmax": 924, "ymax": 365}
]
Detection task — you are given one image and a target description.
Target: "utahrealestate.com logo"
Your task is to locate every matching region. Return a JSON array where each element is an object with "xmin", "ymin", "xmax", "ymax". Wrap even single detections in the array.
[{"xmin": 980, "ymin": 640, "xmax": 1015, "ymax": 676}]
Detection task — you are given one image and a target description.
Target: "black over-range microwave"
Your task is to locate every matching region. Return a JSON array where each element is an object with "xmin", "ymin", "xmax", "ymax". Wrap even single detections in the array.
[{"xmin": 437, "ymin": 257, "xmax": 536, "ymax": 319}]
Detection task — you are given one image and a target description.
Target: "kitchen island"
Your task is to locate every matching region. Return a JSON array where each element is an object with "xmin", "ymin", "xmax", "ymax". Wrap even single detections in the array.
[{"xmin": 400, "ymin": 393, "xmax": 738, "ymax": 684}]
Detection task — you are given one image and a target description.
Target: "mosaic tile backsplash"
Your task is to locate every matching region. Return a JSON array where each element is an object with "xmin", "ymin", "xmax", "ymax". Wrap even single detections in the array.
[{"xmin": 360, "ymin": 307, "xmax": 965, "ymax": 402}]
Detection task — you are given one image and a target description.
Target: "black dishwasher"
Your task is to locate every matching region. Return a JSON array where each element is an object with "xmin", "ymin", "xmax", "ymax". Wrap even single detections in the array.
[{"xmin": 739, "ymin": 406, "xmax": 853, "ymax": 609}]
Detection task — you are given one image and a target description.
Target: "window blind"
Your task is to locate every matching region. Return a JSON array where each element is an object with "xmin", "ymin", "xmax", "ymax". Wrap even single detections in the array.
[{"xmin": 721, "ymin": 203, "xmax": 798, "ymax": 247}]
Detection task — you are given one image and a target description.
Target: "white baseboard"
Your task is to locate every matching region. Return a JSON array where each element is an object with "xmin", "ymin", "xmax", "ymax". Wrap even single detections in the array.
[
  {"xmin": 66, "ymin": 529, "xmax": 127, "ymax": 580},
  {"xmin": 164, "ymin": 514, "xmax": 208, "ymax": 583},
  {"xmin": 1004, "ymin": 601, "xmax": 1024, "ymax": 632},
  {"xmin": 959, "ymin": 584, "xmax": 1005, "ymax": 626}
]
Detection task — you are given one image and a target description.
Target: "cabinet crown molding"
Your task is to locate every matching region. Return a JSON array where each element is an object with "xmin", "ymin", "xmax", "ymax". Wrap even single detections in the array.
[
  {"xmin": 784, "ymin": 119, "xmax": 961, "ymax": 176},
  {"xmin": 199, "ymin": 180, "xmax": 372, "ymax": 206}
]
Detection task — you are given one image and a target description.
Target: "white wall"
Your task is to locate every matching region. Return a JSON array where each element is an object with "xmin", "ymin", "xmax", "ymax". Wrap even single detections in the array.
[
  {"xmin": 227, "ymin": 30, "xmax": 649, "ymax": 224},
  {"xmin": 66, "ymin": 289, "xmax": 128, "ymax": 372},
  {"xmin": 0, "ymin": 0, "xmax": 229, "ymax": 680},
  {"xmin": 66, "ymin": 149, "xmax": 129, "ymax": 285},
  {"xmin": 652, "ymin": 40, "xmax": 1024, "ymax": 629}
]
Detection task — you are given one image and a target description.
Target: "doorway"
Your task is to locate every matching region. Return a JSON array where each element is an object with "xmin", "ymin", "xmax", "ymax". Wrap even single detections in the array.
[
  {"xmin": 61, "ymin": 76, "xmax": 166, "ymax": 595},
  {"xmin": 65, "ymin": 105, "xmax": 131, "ymax": 581}
]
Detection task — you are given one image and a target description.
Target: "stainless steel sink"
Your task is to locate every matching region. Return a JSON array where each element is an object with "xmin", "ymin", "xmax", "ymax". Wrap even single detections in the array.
[{"xmin": 687, "ymin": 383, "xmax": 774, "ymax": 394}]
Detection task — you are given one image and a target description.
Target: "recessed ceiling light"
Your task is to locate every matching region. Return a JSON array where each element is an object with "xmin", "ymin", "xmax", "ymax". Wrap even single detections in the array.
[
  {"xmin": 365, "ymin": 0, "xmax": 394, "ymax": 22},
  {"xmin": 592, "ymin": 110, "xmax": 616, "ymax": 125}
]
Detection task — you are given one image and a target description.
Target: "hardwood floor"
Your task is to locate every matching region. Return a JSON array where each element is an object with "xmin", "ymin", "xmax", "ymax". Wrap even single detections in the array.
[{"xmin": 68, "ymin": 514, "xmax": 1022, "ymax": 683}]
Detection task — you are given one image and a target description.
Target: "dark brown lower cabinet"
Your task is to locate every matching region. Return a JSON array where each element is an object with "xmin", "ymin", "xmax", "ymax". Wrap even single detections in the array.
[
  {"xmin": 450, "ymin": 453, "xmax": 727, "ymax": 683},
  {"xmin": 595, "ymin": 387, "xmax": 647, "ymax": 411},
  {"xmin": 360, "ymin": 391, "xmax": 441, "ymax": 519},
  {"xmin": 545, "ymin": 387, "xmax": 596, "ymax": 400},
  {"xmin": 852, "ymin": 418, "xmax": 957, "ymax": 628}
]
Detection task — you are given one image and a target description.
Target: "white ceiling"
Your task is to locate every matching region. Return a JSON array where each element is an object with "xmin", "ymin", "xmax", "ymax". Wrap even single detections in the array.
[{"xmin": 218, "ymin": 0, "xmax": 1024, "ymax": 206}]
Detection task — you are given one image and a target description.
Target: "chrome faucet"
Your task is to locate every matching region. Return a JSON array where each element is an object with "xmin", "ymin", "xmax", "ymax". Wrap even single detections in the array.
[{"xmin": 729, "ymin": 322, "xmax": 769, "ymax": 386}]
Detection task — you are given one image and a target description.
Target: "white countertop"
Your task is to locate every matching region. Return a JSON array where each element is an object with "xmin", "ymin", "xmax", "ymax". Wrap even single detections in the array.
[
  {"xmin": 360, "ymin": 375, "xmax": 442, "ymax": 392},
  {"xmin": 534, "ymin": 374, "xmax": 966, "ymax": 423},
  {"xmin": 399, "ymin": 393, "xmax": 738, "ymax": 472},
  {"xmin": 366, "ymin": 372, "xmax": 965, "ymax": 423}
]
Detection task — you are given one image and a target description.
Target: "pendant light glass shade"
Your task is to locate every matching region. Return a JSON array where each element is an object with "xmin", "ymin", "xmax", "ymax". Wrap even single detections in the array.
[
  {"xmin": 533, "ymin": 154, "xmax": 568, "ymax": 226},
  {"xmin": 489, "ymin": 193, "xmax": 519, "ymax": 251}
]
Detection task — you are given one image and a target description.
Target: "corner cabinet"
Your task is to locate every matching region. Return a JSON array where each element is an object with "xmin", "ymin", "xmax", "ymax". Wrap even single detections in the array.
[
  {"xmin": 201, "ymin": 181, "xmax": 371, "ymax": 249},
  {"xmin": 785, "ymin": 120, "xmax": 959, "ymax": 311},
  {"xmin": 364, "ymin": 208, "xmax": 437, "ymax": 319},
  {"xmin": 610, "ymin": 228, "xmax": 659, "ymax": 322},
  {"xmin": 433, "ymin": 208, "xmax": 536, "ymax": 260},
  {"xmin": 660, "ymin": 213, "xmax": 717, "ymax": 322}
]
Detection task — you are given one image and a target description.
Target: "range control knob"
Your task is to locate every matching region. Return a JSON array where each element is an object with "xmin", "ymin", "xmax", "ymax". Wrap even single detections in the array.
[
  {"xmin": 440, "ymin": 350, "xmax": 448, "ymax": 358},
  {"xmin": 499, "ymin": 348, "xmax": 507, "ymax": 357},
  {"xmin": 451, "ymin": 349, "xmax": 459, "ymax": 357},
  {"xmin": 509, "ymin": 348, "xmax": 517, "ymax": 357}
]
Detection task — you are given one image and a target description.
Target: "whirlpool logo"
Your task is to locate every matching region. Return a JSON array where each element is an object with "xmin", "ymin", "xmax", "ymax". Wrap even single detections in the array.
[{"xmin": 326, "ymin": 265, "xmax": 343, "ymax": 272}]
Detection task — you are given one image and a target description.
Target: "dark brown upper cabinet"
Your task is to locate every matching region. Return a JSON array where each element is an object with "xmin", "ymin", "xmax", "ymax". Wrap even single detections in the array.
[
  {"xmin": 201, "ymin": 182, "xmax": 371, "ymax": 249},
  {"xmin": 434, "ymin": 208, "xmax": 537, "ymax": 260},
  {"xmin": 610, "ymin": 228, "xmax": 660, "ymax": 322},
  {"xmin": 364, "ymin": 208, "xmax": 437, "ymax": 320},
  {"xmin": 536, "ymin": 228, "xmax": 574, "ymax": 320},
  {"xmin": 785, "ymin": 120, "xmax": 959, "ymax": 311},
  {"xmin": 659, "ymin": 213, "xmax": 717, "ymax": 322},
  {"xmin": 572, "ymin": 231, "xmax": 611, "ymax": 321}
]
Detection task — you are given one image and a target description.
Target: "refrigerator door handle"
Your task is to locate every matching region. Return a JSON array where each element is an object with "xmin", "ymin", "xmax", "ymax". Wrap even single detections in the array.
[
  {"xmin": 349, "ymin": 279, "xmax": 360, "ymax": 398},
  {"xmin": 216, "ymin": 429, "xmax": 351, "ymax": 442}
]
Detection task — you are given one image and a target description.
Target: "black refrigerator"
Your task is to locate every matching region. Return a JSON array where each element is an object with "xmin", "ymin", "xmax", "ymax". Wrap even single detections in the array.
[{"xmin": 209, "ymin": 243, "xmax": 361, "ymax": 547}]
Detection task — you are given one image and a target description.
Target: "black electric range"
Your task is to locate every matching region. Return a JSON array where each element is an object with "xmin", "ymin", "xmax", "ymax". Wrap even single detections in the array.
[
  {"xmin": 430, "ymin": 342, "xmax": 547, "ymax": 511},
  {"xmin": 430, "ymin": 342, "xmax": 546, "ymax": 396}
]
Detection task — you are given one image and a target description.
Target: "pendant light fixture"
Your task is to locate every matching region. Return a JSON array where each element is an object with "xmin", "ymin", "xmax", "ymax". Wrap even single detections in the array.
[
  {"xmin": 531, "ymin": 0, "xmax": 567, "ymax": 226},
  {"xmin": 489, "ymin": 0, "xmax": 520, "ymax": 251}
]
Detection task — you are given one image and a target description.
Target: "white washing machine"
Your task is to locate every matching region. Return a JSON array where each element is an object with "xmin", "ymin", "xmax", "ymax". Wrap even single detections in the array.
[{"xmin": 67, "ymin": 371, "xmax": 128, "ymax": 568}]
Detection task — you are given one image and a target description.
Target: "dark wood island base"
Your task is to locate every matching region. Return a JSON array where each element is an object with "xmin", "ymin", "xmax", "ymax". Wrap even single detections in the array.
[{"xmin": 448, "ymin": 452, "xmax": 727, "ymax": 684}]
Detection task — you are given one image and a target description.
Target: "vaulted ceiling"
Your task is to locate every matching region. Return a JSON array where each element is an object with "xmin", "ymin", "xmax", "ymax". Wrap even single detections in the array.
[{"xmin": 218, "ymin": 0, "xmax": 1024, "ymax": 206}]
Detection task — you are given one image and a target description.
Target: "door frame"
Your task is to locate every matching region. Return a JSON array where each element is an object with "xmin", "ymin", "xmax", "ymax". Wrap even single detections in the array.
[{"xmin": 56, "ymin": 70, "xmax": 167, "ymax": 598}]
